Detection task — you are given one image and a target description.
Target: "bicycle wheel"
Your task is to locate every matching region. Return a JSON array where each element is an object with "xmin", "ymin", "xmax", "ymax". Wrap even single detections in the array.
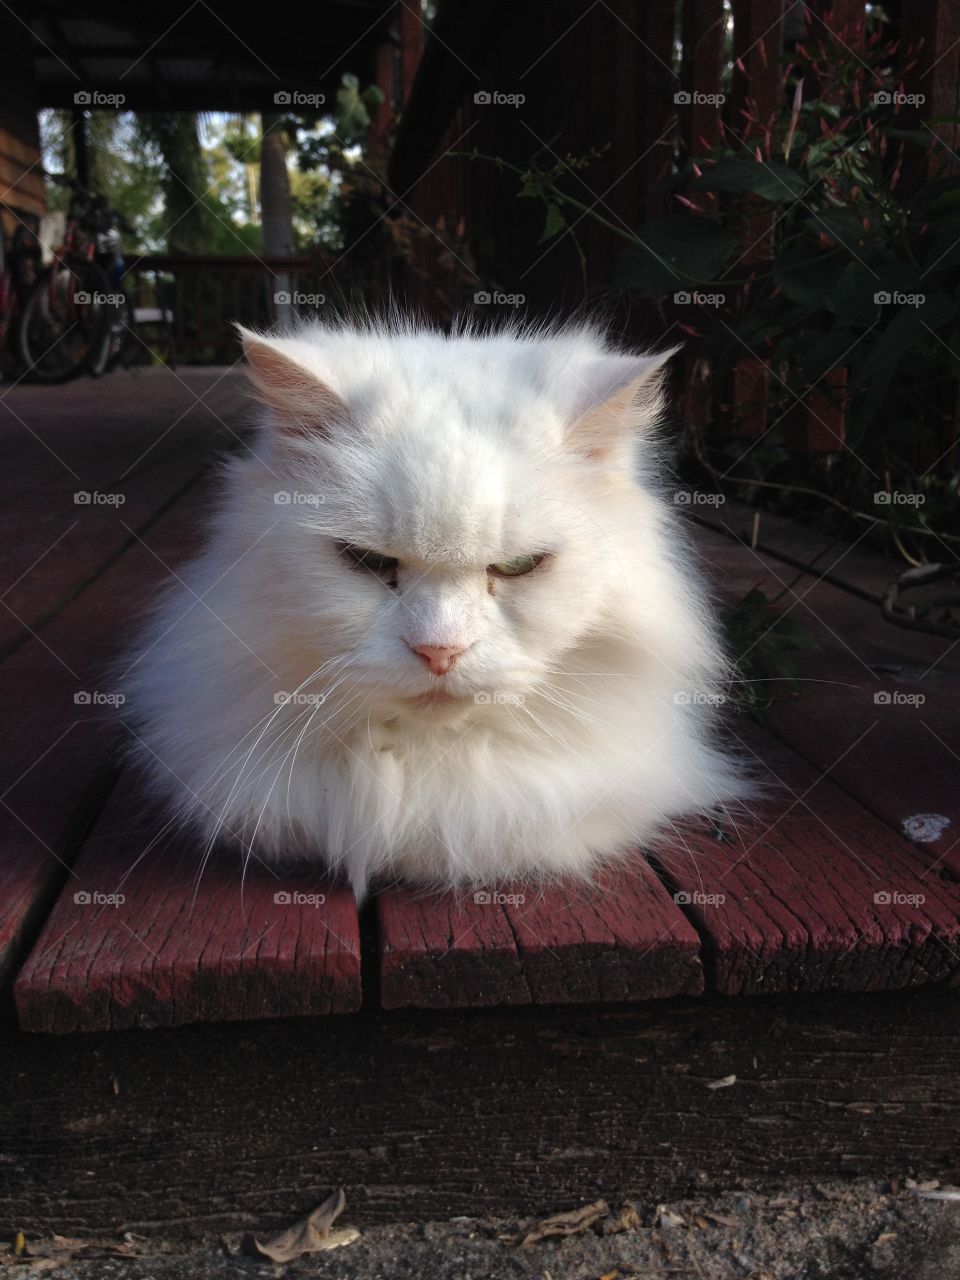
[
  {"xmin": 18, "ymin": 257, "xmax": 112, "ymax": 384},
  {"xmin": 102, "ymin": 289, "xmax": 137, "ymax": 374}
]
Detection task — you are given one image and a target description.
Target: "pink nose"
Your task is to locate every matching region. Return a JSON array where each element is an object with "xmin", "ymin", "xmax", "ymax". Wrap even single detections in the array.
[{"xmin": 408, "ymin": 642, "xmax": 469, "ymax": 676}]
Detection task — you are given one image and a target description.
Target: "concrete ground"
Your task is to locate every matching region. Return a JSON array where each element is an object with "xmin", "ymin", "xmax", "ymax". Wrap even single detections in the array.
[{"xmin": 7, "ymin": 1177, "xmax": 959, "ymax": 1279}]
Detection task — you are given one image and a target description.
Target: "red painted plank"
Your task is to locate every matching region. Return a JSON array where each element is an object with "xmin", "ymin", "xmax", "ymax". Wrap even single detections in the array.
[
  {"xmin": 0, "ymin": 483, "xmax": 209, "ymax": 991},
  {"xmin": 377, "ymin": 857, "xmax": 703, "ymax": 1010},
  {"xmin": 0, "ymin": 368, "xmax": 243, "ymax": 655},
  {"xmin": 658, "ymin": 720, "xmax": 960, "ymax": 995},
  {"xmin": 689, "ymin": 521, "xmax": 960, "ymax": 872},
  {"xmin": 15, "ymin": 773, "xmax": 360, "ymax": 1032}
]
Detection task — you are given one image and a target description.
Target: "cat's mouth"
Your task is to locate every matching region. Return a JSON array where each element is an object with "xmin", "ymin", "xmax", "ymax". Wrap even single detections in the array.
[{"xmin": 405, "ymin": 689, "xmax": 465, "ymax": 708}]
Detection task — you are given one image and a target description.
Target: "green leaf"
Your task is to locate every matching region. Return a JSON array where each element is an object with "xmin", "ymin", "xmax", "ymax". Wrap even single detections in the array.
[
  {"xmin": 613, "ymin": 214, "xmax": 739, "ymax": 294},
  {"xmin": 539, "ymin": 202, "xmax": 565, "ymax": 243},
  {"xmin": 692, "ymin": 156, "xmax": 807, "ymax": 202}
]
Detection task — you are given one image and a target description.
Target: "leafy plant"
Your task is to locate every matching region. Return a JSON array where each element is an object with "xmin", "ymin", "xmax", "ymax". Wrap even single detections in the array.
[{"xmin": 474, "ymin": 18, "xmax": 960, "ymax": 563}]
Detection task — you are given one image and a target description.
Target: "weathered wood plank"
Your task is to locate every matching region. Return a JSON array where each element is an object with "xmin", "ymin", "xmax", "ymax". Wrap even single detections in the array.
[
  {"xmin": 378, "ymin": 858, "xmax": 703, "ymax": 1010},
  {"xmin": 0, "ymin": 367, "xmax": 244, "ymax": 657},
  {"xmin": 0, "ymin": 989, "xmax": 958, "ymax": 1236},
  {"xmin": 0, "ymin": 485, "xmax": 210, "ymax": 993},
  {"xmin": 657, "ymin": 720, "xmax": 960, "ymax": 995},
  {"xmin": 14, "ymin": 772, "xmax": 361, "ymax": 1032},
  {"xmin": 689, "ymin": 521, "xmax": 960, "ymax": 873}
]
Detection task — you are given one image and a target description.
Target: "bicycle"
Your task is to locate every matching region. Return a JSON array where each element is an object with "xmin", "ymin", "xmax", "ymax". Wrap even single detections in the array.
[{"xmin": 17, "ymin": 174, "xmax": 133, "ymax": 384}]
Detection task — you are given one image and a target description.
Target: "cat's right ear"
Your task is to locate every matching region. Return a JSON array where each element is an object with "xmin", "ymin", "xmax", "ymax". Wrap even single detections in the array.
[{"xmin": 237, "ymin": 326, "xmax": 348, "ymax": 438}]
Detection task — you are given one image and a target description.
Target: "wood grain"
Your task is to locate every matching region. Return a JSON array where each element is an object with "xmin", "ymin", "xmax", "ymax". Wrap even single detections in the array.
[
  {"xmin": 378, "ymin": 858, "xmax": 703, "ymax": 1009},
  {"xmin": 15, "ymin": 772, "xmax": 361, "ymax": 1032}
]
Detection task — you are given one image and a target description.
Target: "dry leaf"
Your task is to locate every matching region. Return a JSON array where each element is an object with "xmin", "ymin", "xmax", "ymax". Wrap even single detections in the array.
[
  {"xmin": 874, "ymin": 1232, "xmax": 898, "ymax": 1245},
  {"xmin": 702, "ymin": 1211, "xmax": 742, "ymax": 1227},
  {"xmin": 605, "ymin": 1204, "xmax": 641, "ymax": 1234},
  {"xmin": 706, "ymin": 1074, "xmax": 737, "ymax": 1090},
  {"xmin": 516, "ymin": 1199, "xmax": 609, "ymax": 1246},
  {"xmin": 241, "ymin": 1188, "xmax": 360, "ymax": 1262},
  {"xmin": 655, "ymin": 1206, "xmax": 685, "ymax": 1228}
]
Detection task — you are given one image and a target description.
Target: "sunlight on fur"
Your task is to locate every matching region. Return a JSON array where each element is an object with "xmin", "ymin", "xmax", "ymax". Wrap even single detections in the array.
[{"xmin": 119, "ymin": 316, "xmax": 749, "ymax": 900}]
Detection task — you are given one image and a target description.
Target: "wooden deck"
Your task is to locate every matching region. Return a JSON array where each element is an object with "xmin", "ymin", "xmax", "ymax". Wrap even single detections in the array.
[{"xmin": 1, "ymin": 369, "xmax": 958, "ymax": 1034}]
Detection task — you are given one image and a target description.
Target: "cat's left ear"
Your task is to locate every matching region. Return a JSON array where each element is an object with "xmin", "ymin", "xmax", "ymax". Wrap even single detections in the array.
[
  {"xmin": 237, "ymin": 325, "xmax": 348, "ymax": 439},
  {"xmin": 567, "ymin": 347, "xmax": 679, "ymax": 464}
]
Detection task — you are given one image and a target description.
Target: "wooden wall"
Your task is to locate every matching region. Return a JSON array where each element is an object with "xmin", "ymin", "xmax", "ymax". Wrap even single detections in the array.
[{"xmin": 0, "ymin": 13, "xmax": 46, "ymax": 240}]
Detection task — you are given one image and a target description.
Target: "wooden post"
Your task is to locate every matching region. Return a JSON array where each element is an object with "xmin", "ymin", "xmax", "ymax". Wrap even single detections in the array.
[{"xmin": 681, "ymin": 0, "xmax": 726, "ymax": 155}]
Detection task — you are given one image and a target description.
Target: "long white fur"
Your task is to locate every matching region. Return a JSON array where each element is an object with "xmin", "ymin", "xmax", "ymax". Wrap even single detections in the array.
[{"xmin": 119, "ymin": 316, "xmax": 747, "ymax": 900}]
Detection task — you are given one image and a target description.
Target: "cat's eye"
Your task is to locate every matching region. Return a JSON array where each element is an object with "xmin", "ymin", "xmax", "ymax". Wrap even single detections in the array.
[
  {"xmin": 337, "ymin": 542, "xmax": 399, "ymax": 575},
  {"xmin": 488, "ymin": 552, "xmax": 549, "ymax": 578}
]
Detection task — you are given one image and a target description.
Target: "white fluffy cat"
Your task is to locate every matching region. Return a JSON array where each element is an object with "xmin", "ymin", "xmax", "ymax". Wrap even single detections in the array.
[{"xmin": 120, "ymin": 318, "xmax": 745, "ymax": 899}]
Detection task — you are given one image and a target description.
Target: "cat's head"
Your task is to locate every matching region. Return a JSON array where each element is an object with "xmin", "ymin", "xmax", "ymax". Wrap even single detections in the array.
[{"xmin": 235, "ymin": 321, "xmax": 678, "ymax": 717}]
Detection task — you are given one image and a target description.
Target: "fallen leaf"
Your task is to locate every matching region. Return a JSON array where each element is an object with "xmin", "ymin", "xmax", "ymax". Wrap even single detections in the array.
[
  {"xmin": 707, "ymin": 1074, "xmax": 737, "ymax": 1090},
  {"xmin": 13, "ymin": 1232, "xmax": 26, "ymax": 1258},
  {"xmin": 515, "ymin": 1199, "xmax": 609, "ymax": 1247},
  {"xmin": 241, "ymin": 1188, "xmax": 360, "ymax": 1262},
  {"xmin": 655, "ymin": 1206, "xmax": 685, "ymax": 1228},
  {"xmin": 605, "ymin": 1204, "xmax": 641, "ymax": 1234},
  {"xmin": 874, "ymin": 1232, "xmax": 898, "ymax": 1245},
  {"xmin": 702, "ymin": 1211, "xmax": 742, "ymax": 1227}
]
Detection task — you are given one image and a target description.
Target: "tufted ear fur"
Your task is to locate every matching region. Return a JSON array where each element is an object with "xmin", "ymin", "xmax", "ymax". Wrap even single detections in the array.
[
  {"xmin": 566, "ymin": 347, "xmax": 679, "ymax": 464},
  {"xmin": 238, "ymin": 325, "xmax": 350, "ymax": 438}
]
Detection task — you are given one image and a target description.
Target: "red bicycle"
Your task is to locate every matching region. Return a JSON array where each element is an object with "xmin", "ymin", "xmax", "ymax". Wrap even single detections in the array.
[{"xmin": 16, "ymin": 174, "xmax": 128, "ymax": 384}]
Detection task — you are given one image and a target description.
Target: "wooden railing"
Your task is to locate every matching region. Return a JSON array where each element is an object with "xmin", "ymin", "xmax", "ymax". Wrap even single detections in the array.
[{"xmin": 121, "ymin": 252, "xmax": 337, "ymax": 364}]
